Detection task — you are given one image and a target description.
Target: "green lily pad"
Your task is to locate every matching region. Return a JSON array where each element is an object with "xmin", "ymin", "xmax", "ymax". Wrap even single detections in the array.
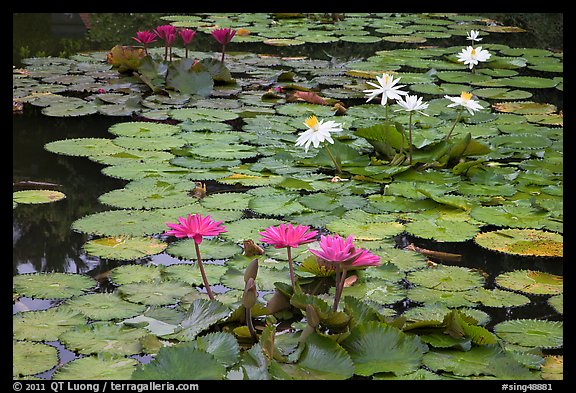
[
  {"xmin": 326, "ymin": 219, "xmax": 404, "ymax": 241},
  {"xmin": 52, "ymin": 356, "xmax": 139, "ymax": 380},
  {"xmin": 13, "ymin": 190, "xmax": 66, "ymax": 204},
  {"xmin": 334, "ymin": 281, "xmax": 406, "ymax": 306},
  {"xmin": 45, "ymin": 137, "xmax": 124, "ymax": 157},
  {"xmin": 168, "ymin": 298, "xmax": 231, "ymax": 341},
  {"xmin": 495, "ymin": 270, "xmax": 563, "ymax": 296},
  {"xmin": 118, "ymin": 281, "xmax": 194, "ymax": 305},
  {"xmin": 492, "ymin": 101, "xmax": 557, "ymax": 115},
  {"xmin": 190, "ymin": 331, "xmax": 241, "ymax": 367},
  {"xmin": 548, "ymin": 294, "xmax": 563, "ymax": 315},
  {"xmin": 341, "ymin": 321, "xmax": 427, "ymax": 376},
  {"xmin": 13, "ymin": 273, "xmax": 96, "ymax": 300},
  {"xmin": 541, "ymin": 356, "xmax": 563, "ymax": 380},
  {"xmin": 499, "ymin": 76, "xmax": 559, "ymax": 89},
  {"xmin": 72, "ymin": 209, "xmax": 169, "ymax": 237},
  {"xmin": 59, "ymin": 322, "xmax": 150, "ymax": 356},
  {"xmin": 423, "ymin": 345, "xmax": 534, "ymax": 379},
  {"xmin": 110, "ymin": 264, "xmax": 162, "ymax": 285},
  {"xmin": 494, "ymin": 319, "xmax": 563, "ymax": 349},
  {"xmin": 263, "ymin": 38, "xmax": 305, "ymax": 46},
  {"xmin": 108, "ymin": 121, "xmax": 182, "ymax": 138},
  {"xmin": 221, "ymin": 218, "xmax": 283, "ymax": 244},
  {"xmin": 462, "ymin": 288, "xmax": 530, "ymax": 308},
  {"xmin": 13, "ymin": 341, "xmax": 59, "ymax": 377},
  {"xmin": 13, "ymin": 306, "xmax": 87, "ymax": 341},
  {"xmin": 407, "ymin": 265, "xmax": 485, "ymax": 292},
  {"xmin": 41, "ymin": 101, "xmax": 98, "ymax": 117},
  {"xmin": 474, "ymin": 228, "xmax": 563, "ymax": 257},
  {"xmin": 404, "ymin": 218, "xmax": 480, "ymax": 243},
  {"xmin": 64, "ymin": 293, "xmax": 147, "ymax": 321},
  {"xmin": 112, "ymin": 135, "xmax": 186, "ymax": 151},
  {"xmin": 166, "ymin": 238, "xmax": 241, "ymax": 261},
  {"xmin": 406, "ymin": 287, "xmax": 477, "ymax": 308},
  {"xmin": 132, "ymin": 343, "xmax": 226, "ymax": 380},
  {"xmin": 84, "ymin": 236, "xmax": 167, "ymax": 260}
]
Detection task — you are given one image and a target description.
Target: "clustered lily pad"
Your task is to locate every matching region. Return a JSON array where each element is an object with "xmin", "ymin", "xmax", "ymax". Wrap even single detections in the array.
[{"xmin": 13, "ymin": 12, "xmax": 562, "ymax": 381}]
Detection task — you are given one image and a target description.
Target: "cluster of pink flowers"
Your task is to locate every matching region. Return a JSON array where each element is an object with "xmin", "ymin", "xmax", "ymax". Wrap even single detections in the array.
[{"xmin": 132, "ymin": 24, "xmax": 236, "ymax": 62}]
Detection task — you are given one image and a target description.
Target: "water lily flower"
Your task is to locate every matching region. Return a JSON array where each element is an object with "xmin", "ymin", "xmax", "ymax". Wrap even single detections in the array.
[
  {"xmin": 395, "ymin": 94, "xmax": 429, "ymax": 164},
  {"xmin": 295, "ymin": 115, "xmax": 344, "ymax": 175},
  {"xmin": 211, "ymin": 27, "xmax": 236, "ymax": 63},
  {"xmin": 154, "ymin": 24, "xmax": 177, "ymax": 61},
  {"xmin": 445, "ymin": 91, "xmax": 484, "ymax": 115},
  {"xmin": 309, "ymin": 233, "xmax": 380, "ymax": 311},
  {"xmin": 164, "ymin": 213, "xmax": 227, "ymax": 300},
  {"xmin": 457, "ymin": 45, "xmax": 491, "ymax": 70},
  {"xmin": 132, "ymin": 30, "xmax": 157, "ymax": 55},
  {"xmin": 444, "ymin": 91, "xmax": 484, "ymax": 140},
  {"xmin": 259, "ymin": 223, "xmax": 318, "ymax": 289},
  {"xmin": 466, "ymin": 30, "xmax": 482, "ymax": 42},
  {"xmin": 363, "ymin": 73, "xmax": 408, "ymax": 106},
  {"xmin": 178, "ymin": 28, "xmax": 196, "ymax": 58}
]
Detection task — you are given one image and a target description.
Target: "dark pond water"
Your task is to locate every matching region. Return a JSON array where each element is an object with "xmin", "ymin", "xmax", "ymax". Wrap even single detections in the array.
[{"xmin": 12, "ymin": 13, "xmax": 564, "ymax": 379}]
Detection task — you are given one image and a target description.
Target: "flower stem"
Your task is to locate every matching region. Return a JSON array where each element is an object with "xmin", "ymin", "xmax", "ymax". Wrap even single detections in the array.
[
  {"xmin": 385, "ymin": 103, "xmax": 389, "ymax": 145},
  {"xmin": 221, "ymin": 45, "xmax": 226, "ymax": 63},
  {"xmin": 287, "ymin": 246, "xmax": 296, "ymax": 290},
  {"xmin": 332, "ymin": 264, "xmax": 341, "ymax": 312},
  {"xmin": 445, "ymin": 108, "xmax": 463, "ymax": 142},
  {"xmin": 333, "ymin": 266, "xmax": 348, "ymax": 312},
  {"xmin": 324, "ymin": 145, "xmax": 342, "ymax": 175},
  {"xmin": 409, "ymin": 112, "xmax": 413, "ymax": 164},
  {"xmin": 194, "ymin": 242, "xmax": 215, "ymax": 300},
  {"xmin": 245, "ymin": 307, "xmax": 258, "ymax": 342}
]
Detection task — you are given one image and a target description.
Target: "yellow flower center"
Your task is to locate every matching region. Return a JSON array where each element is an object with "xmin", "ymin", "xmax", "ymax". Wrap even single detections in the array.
[
  {"xmin": 305, "ymin": 115, "xmax": 319, "ymax": 129},
  {"xmin": 460, "ymin": 92, "xmax": 473, "ymax": 101},
  {"xmin": 385, "ymin": 74, "xmax": 389, "ymax": 84},
  {"xmin": 471, "ymin": 48, "xmax": 477, "ymax": 56}
]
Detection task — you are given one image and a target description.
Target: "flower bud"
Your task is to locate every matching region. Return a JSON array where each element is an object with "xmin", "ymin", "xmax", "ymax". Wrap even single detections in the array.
[
  {"xmin": 242, "ymin": 277, "xmax": 257, "ymax": 309},
  {"xmin": 306, "ymin": 304, "xmax": 320, "ymax": 328},
  {"xmin": 244, "ymin": 258, "xmax": 259, "ymax": 283}
]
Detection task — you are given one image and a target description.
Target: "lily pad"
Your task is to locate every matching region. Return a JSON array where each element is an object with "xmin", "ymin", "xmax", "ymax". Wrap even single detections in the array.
[
  {"xmin": 83, "ymin": 236, "xmax": 167, "ymax": 260},
  {"xmin": 13, "ymin": 306, "xmax": 87, "ymax": 341},
  {"xmin": 13, "ymin": 341, "xmax": 59, "ymax": 377},
  {"xmin": 407, "ymin": 265, "xmax": 485, "ymax": 292},
  {"xmin": 118, "ymin": 281, "xmax": 194, "ymax": 305},
  {"xmin": 52, "ymin": 356, "xmax": 139, "ymax": 380},
  {"xmin": 13, "ymin": 190, "xmax": 66, "ymax": 204},
  {"xmin": 64, "ymin": 293, "xmax": 147, "ymax": 321},
  {"xmin": 108, "ymin": 121, "xmax": 182, "ymax": 138},
  {"xmin": 548, "ymin": 294, "xmax": 563, "ymax": 315},
  {"xmin": 166, "ymin": 238, "xmax": 241, "ymax": 261},
  {"xmin": 72, "ymin": 209, "xmax": 169, "ymax": 237},
  {"xmin": 59, "ymin": 322, "xmax": 150, "ymax": 356},
  {"xmin": 341, "ymin": 321, "xmax": 428, "ymax": 376},
  {"xmin": 45, "ymin": 137, "xmax": 124, "ymax": 157},
  {"xmin": 494, "ymin": 319, "xmax": 563, "ymax": 349},
  {"xmin": 13, "ymin": 273, "xmax": 96, "ymax": 300},
  {"xmin": 462, "ymin": 288, "xmax": 530, "ymax": 308},
  {"xmin": 110, "ymin": 264, "xmax": 162, "ymax": 285},
  {"xmin": 474, "ymin": 228, "xmax": 563, "ymax": 257},
  {"xmin": 495, "ymin": 270, "xmax": 563, "ymax": 296},
  {"xmin": 168, "ymin": 298, "xmax": 231, "ymax": 341},
  {"xmin": 221, "ymin": 218, "xmax": 283, "ymax": 244}
]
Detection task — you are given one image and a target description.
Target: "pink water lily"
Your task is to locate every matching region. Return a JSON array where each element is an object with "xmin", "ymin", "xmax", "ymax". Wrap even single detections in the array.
[
  {"xmin": 132, "ymin": 30, "xmax": 157, "ymax": 55},
  {"xmin": 211, "ymin": 27, "xmax": 236, "ymax": 63},
  {"xmin": 154, "ymin": 24, "xmax": 177, "ymax": 61},
  {"xmin": 179, "ymin": 28, "xmax": 196, "ymax": 58},
  {"xmin": 260, "ymin": 223, "xmax": 318, "ymax": 289},
  {"xmin": 164, "ymin": 213, "xmax": 227, "ymax": 301},
  {"xmin": 164, "ymin": 213, "xmax": 227, "ymax": 245},
  {"xmin": 310, "ymin": 233, "xmax": 380, "ymax": 311}
]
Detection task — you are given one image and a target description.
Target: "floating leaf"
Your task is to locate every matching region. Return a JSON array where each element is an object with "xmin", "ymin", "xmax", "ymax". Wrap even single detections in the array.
[
  {"xmin": 406, "ymin": 287, "xmax": 477, "ymax": 308},
  {"xmin": 404, "ymin": 218, "xmax": 480, "ymax": 243},
  {"xmin": 341, "ymin": 321, "xmax": 427, "ymax": 376},
  {"xmin": 541, "ymin": 356, "xmax": 563, "ymax": 380},
  {"xmin": 13, "ymin": 306, "xmax": 87, "ymax": 341},
  {"xmin": 45, "ymin": 137, "xmax": 124, "ymax": 157},
  {"xmin": 108, "ymin": 121, "xmax": 181, "ymax": 138},
  {"xmin": 221, "ymin": 218, "xmax": 283, "ymax": 244},
  {"xmin": 132, "ymin": 343, "xmax": 226, "ymax": 380},
  {"xmin": 60, "ymin": 322, "xmax": 150, "ymax": 356},
  {"xmin": 495, "ymin": 270, "xmax": 562, "ymax": 296},
  {"xmin": 13, "ymin": 341, "xmax": 59, "ymax": 377},
  {"xmin": 110, "ymin": 264, "xmax": 162, "ymax": 285},
  {"xmin": 13, "ymin": 190, "xmax": 66, "ymax": 205},
  {"xmin": 169, "ymin": 298, "xmax": 231, "ymax": 341},
  {"xmin": 494, "ymin": 319, "xmax": 563, "ymax": 349},
  {"xmin": 118, "ymin": 281, "xmax": 194, "ymax": 306},
  {"xmin": 84, "ymin": 236, "xmax": 167, "ymax": 260},
  {"xmin": 64, "ymin": 293, "xmax": 147, "ymax": 321},
  {"xmin": 462, "ymin": 288, "xmax": 530, "ymax": 308},
  {"xmin": 52, "ymin": 356, "xmax": 139, "ymax": 380},
  {"xmin": 166, "ymin": 239, "xmax": 241, "ymax": 261},
  {"xmin": 13, "ymin": 273, "xmax": 95, "ymax": 300},
  {"xmin": 474, "ymin": 228, "xmax": 562, "ymax": 257},
  {"xmin": 492, "ymin": 101, "xmax": 557, "ymax": 115},
  {"xmin": 548, "ymin": 294, "xmax": 563, "ymax": 315},
  {"xmin": 407, "ymin": 265, "xmax": 484, "ymax": 292},
  {"xmin": 72, "ymin": 209, "xmax": 168, "ymax": 237}
]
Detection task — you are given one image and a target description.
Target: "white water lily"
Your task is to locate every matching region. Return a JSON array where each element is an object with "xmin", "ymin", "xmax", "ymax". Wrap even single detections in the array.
[
  {"xmin": 445, "ymin": 92, "xmax": 484, "ymax": 115},
  {"xmin": 295, "ymin": 115, "xmax": 343, "ymax": 153},
  {"xmin": 466, "ymin": 30, "xmax": 482, "ymax": 42},
  {"xmin": 395, "ymin": 94, "xmax": 430, "ymax": 116},
  {"xmin": 457, "ymin": 45, "xmax": 491, "ymax": 69},
  {"xmin": 363, "ymin": 73, "xmax": 408, "ymax": 106}
]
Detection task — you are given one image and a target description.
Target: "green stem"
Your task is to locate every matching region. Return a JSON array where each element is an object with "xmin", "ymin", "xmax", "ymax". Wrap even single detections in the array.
[
  {"xmin": 333, "ymin": 267, "xmax": 348, "ymax": 312},
  {"xmin": 385, "ymin": 103, "xmax": 389, "ymax": 145},
  {"xmin": 221, "ymin": 45, "xmax": 226, "ymax": 63},
  {"xmin": 332, "ymin": 264, "xmax": 341, "ymax": 312},
  {"xmin": 287, "ymin": 246, "xmax": 296, "ymax": 290},
  {"xmin": 445, "ymin": 108, "xmax": 463, "ymax": 142},
  {"xmin": 409, "ymin": 112, "xmax": 413, "ymax": 164},
  {"xmin": 324, "ymin": 145, "xmax": 342, "ymax": 175},
  {"xmin": 194, "ymin": 242, "xmax": 215, "ymax": 300},
  {"xmin": 245, "ymin": 307, "xmax": 258, "ymax": 342}
]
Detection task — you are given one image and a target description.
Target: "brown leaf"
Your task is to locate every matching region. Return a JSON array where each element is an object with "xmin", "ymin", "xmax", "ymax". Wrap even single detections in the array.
[
  {"xmin": 291, "ymin": 91, "xmax": 329, "ymax": 105},
  {"xmin": 343, "ymin": 274, "xmax": 358, "ymax": 287}
]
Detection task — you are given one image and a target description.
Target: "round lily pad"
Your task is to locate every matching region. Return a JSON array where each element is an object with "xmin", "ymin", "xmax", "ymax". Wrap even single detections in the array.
[
  {"xmin": 13, "ymin": 341, "xmax": 59, "ymax": 377},
  {"xmin": 548, "ymin": 294, "xmax": 563, "ymax": 315},
  {"xmin": 118, "ymin": 281, "xmax": 194, "ymax": 305},
  {"xmin": 495, "ymin": 270, "xmax": 562, "ymax": 296},
  {"xmin": 13, "ymin": 190, "xmax": 66, "ymax": 204},
  {"xmin": 84, "ymin": 236, "xmax": 167, "ymax": 260},
  {"xmin": 110, "ymin": 264, "xmax": 162, "ymax": 285},
  {"xmin": 72, "ymin": 209, "xmax": 169, "ymax": 237},
  {"xmin": 221, "ymin": 218, "xmax": 283, "ymax": 244},
  {"xmin": 407, "ymin": 265, "xmax": 485, "ymax": 292},
  {"xmin": 13, "ymin": 273, "xmax": 96, "ymax": 300},
  {"xmin": 462, "ymin": 288, "xmax": 530, "ymax": 308},
  {"xmin": 52, "ymin": 356, "xmax": 139, "ymax": 380},
  {"xmin": 64, "ymin": 293, "xmax": 147, "ymax": 321},
  {"xmin": 492, "ymin": 101, "xmax": 557, "ymax": 115},
  {"xmin": 60, "ymin": 321, "xmax": 150, "ymax": 356},
  {"xmin": 13, "ymin": 306, "xmax": 87, "ymax": 341},
  {"xmin": 474, "ymin": 229, "xmax": 563, "ymax": 257},
  {"xmin": 162, "ymin": 263, "xmax": 228, "ymax": 286},
  {"xmin": 406, "ymin": 287, "xmax": 477, "ymax": 308},
  {"xmin": 45, "ymin": 137, "xmax": 125, "ymax": 157},
  {"xmin": 166, "ymin": 238, "xmax": 241, "ymax": 261},
  {"xmin": 108, "ymin": 121, "xmax": 182, "ymax": 138},
  {"xmin": 494, "ymin": 319, "xmax": 563, "ymax": 349}
]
